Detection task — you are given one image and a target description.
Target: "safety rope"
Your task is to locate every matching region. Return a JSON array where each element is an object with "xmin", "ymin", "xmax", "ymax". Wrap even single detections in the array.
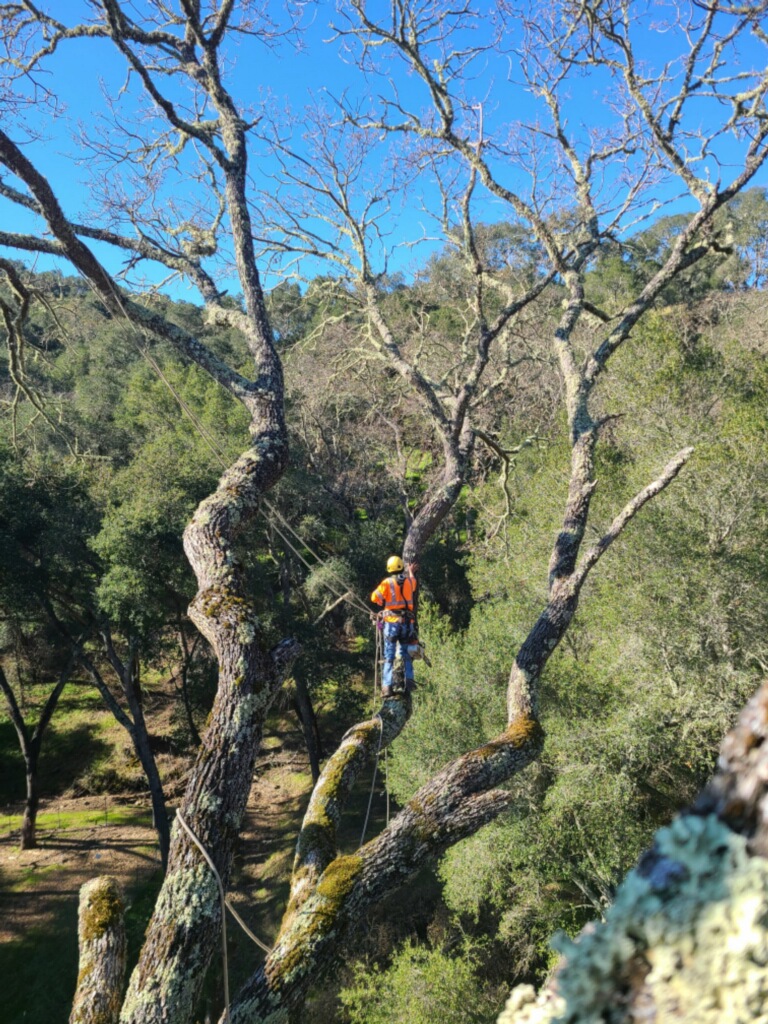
[
  {"xmin": 385, "ymin": 746, "xmax": 390, "ymax": 827},
  {"xmin": 369, "ymin": 623, "xmax": 394, "ymax": 830},
  {"xmin": 373, "ymin": 622, "xmax": 381, "ymax": 711},
  {"xmin": 359, "ymin": 713, "xmax": 384, "ymax": 848},
  {"xmin": 176, "ymin": 810, "xmax": 274, "ymax": 1024},
  {"xmin": 260, "ymin": 497, "xmax": 372, "ymax": 618},
  {"xmin": 176, "ymin": 810, "xmax": 232, "ymax": 1024}
]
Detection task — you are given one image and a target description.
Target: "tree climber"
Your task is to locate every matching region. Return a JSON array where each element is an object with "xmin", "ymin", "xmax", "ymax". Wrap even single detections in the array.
[{"xmin": 371, "ymin": 556, "xmax": 419, "ymax": 698}]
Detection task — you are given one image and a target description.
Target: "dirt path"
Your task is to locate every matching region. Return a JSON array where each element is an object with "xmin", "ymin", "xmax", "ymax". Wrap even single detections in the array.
[{"xmin": 0, "ymin": 797, "xmax": 161, "ymax": 946}]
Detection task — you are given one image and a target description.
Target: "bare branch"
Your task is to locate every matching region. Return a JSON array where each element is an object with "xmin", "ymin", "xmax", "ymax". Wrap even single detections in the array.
[{"xmin": 573, "ymin": 447, "xmax": 695, "ymax": 588}]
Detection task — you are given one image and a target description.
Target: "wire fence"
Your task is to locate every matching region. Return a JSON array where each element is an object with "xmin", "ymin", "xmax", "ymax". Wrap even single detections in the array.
[{"xmin": 3, "ymin": 795, "xmax": 156, "ymax": 840}]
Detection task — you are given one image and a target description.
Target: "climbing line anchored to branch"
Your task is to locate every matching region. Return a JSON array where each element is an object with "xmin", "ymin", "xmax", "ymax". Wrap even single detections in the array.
[{"xmin": 359, "ymin": 712, "xmax": 385, "ymax": 848}]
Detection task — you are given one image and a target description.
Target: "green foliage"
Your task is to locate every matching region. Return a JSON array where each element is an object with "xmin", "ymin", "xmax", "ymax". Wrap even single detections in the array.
[
  {"xmin": 384, "ymin": 291, "xmax": 768, "ymax": 982},
  {"xmin": 3, "ymin": 235, "xmax": 768, "ymax": 1018},
  {"xmin": 340, "ymin": 940, "xmax": 503, "ymax": 1024},
  {"xmin": 585, "ymin": 189, "xmax": 768, "ymax": 312}
]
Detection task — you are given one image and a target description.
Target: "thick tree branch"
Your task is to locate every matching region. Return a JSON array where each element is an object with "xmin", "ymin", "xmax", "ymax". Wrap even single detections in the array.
[
  {"xmin": 227, "ymin": 713, "xmax": 543, "ymax": 1023},
  {"xmin": 0, "ymin": 129, "xmax": 256, "ymax": 402},
  {"xmin": 286, "ymin": 696, "xmax": 411, "ymax": 920}
]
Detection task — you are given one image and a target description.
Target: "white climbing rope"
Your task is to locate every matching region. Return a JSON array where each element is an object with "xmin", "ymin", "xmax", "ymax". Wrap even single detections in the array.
[
  {"xmin": 175, "ymin": 810, "xmax": 233, "ymax": 1024},
  {"xmin": 373, "ymin": 622, "xmax": 382, "ymax": 711},
  {"xmin": 385, "ymin": 746, "xmax": 390, "ymax": 827},
  {"xmin": 359, "ymin": 713, "xmax": 385, "ymax": 848},
  {"xmin": 176, "ymin": 809, "xmax": 274, "ymax": 1024}
]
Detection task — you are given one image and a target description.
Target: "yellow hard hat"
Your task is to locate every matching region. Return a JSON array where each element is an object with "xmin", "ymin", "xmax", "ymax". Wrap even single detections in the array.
[{"xmin": 387, "ymin": 555, "xmax": 404, "ymax": 573}]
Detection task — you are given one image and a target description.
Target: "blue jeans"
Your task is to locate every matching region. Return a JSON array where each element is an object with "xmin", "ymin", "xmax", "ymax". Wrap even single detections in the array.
[{"xmin": 382, "ymin": 620, "xmax": 416, "ymax": 691}]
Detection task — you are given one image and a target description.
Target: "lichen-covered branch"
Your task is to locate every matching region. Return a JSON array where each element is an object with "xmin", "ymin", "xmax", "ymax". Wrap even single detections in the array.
[
  {"xmin": 507, "ymin": 444, "xmax": 695, "ymax": 723},
  {"xmin": 226, "ymin": 713, "xmax": 544, "ymax": 1024},
  {"xmin": 286, "ymin": 696, "xmax": 411, "ymax": 921},
  {"xmin": 573, "ymin": 447, "xmax": 695, "ymax": 587},
  {"xmin": 70, "ymin": 876, "xmax": 127, "ymax": 1024}
]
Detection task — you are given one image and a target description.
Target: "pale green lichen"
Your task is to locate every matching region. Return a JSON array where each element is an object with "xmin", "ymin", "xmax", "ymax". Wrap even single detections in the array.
[
  {"xmin": 272, "ymin": 853, "xmax": 364, "ymax": 986},
  {"xmin": 197, "ymin": 791, "xmax": 221, "ymax": 814},
  {"xmin": 119, "ymin": 867, "xmax": 218, "ymax": 1023},
  {"xmin": 237, "ymin": 620, "xmax": 257, "ymax": 644},
  {"xmin": 499, "ymin": 813, "xmax": 768, "ymax": 1024},
  {"xmin": 315, "ymin": 853, "xmax": 363, "ymax": 909},
  {"xmin": 231, "ymin": 691, "xmax": 262, "ymax": 730},
  {"xmin": 497, "ymin": 985, "xmax": 565, "ymax": 1024},
  {"xmin": 81, "ymin": 876, "xmax": 124, "ymax": 942}
]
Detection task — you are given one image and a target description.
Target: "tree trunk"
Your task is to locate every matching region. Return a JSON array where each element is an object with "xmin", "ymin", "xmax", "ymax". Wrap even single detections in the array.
[
  {"xmin": 95, "ymin": 637, "xmax": 172, "ymax": 873},
  {"xmin": 0, "ymin": 659, "xmax": 76, "ymax": 852},
  {"xmin": 292, "ymin": 672, "xmax": 323, "ymax": 784},
  {"xmin": 129, "ymin": 709, "xmax": 171, "ymax": 871},
  {"xmin": 177, "ymin": 628, "xmax": 201, "ymax": 747},
  {"xmin": 118, "ymin": 430, "xmax": 298, "ymax": 1024},
  {"xmin": 70, "ymin": 876, "xmax": 127, "ymax": 1024},
  {"xmin": 402, "ymin": 431, "xmax": 472, "ymax": 565},
  {"xmin": 179, "ymin": 659, "xmax": 201, "ymax": 747},
  {"xmin": 20, "ymin": 746, "xmax": 40, "ymax": 850},
  {"xmin": 122, "ymin": 670, "xmax": 170, "ymax": 870}
]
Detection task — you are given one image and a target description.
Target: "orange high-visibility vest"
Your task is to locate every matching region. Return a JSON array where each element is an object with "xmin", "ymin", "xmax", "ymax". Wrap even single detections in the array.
[{"xmin": 371, "ymin": 575, "xmax": 417, "ymax": 623}]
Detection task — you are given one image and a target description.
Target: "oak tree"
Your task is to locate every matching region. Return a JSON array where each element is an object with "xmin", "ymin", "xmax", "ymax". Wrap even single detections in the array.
[{"xmin": 0, "ymin": 3, "xmax": 766, "ymax": 1024}]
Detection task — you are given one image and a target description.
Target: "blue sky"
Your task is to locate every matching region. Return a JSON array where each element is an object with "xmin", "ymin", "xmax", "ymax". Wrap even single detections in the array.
[{"xmin": 1, "ymin": 1, "xmax": 767, "ymax": 300}]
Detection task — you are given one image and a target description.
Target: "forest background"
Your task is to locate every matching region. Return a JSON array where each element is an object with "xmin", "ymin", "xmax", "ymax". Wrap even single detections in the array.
[{"xmin": 1, "ymin": 3, "xmax": 768, "ymax": 1024}]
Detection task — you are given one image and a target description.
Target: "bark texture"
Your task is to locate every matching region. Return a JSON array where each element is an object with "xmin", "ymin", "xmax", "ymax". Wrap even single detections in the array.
[
  {"xmin": 70, "ymin": 876, "xmax": 127, "ymax": 1024},
  {"xmin": 224, "ymin": 711, "xmax": 543, "ymax": 1023},
  {"xmin": 80, "ymin": 648, "xmax": 171, "ymax": 870}
]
